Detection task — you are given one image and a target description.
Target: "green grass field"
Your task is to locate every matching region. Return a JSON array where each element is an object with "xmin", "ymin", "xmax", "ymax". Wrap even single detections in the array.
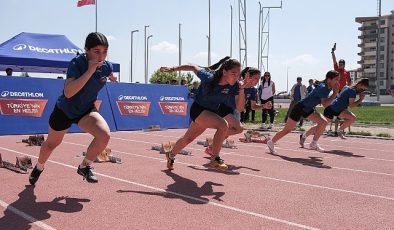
[{"xmin": 246, "ymin": 106, "xmax": 394, "ymax": 125}]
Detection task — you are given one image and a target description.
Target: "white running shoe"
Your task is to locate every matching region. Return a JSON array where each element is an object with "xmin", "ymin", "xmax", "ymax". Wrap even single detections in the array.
[
  {"xmin": 268, "ymin": 123, "xmax": 273, "ymax": 129},
  {"xmin": 309, "ymin": 142, "xmax": 325, "ymax": 153},
  {"xmin": 267, "ymin": 139, "xmax": 276, "ymax": 154},
  {"xmin": 261, "ymin": 123, "xmax": 267, "ymax": 130},
  {"xmin": 337, "ymin": 130, "xmax": 347, "ymax": 140},
  {"xmin": 299, "ymin": 133, "xmax": 306, "ymax": 148}
]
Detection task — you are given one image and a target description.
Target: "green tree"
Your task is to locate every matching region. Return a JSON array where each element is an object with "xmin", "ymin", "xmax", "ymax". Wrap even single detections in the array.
[
  {"xmin": 149, "ymin": 70, "xmax": 177, "ymax": 84},
  {"xmin": 150, "ymin": 70, "xmax": 197, "ymax": 88}
]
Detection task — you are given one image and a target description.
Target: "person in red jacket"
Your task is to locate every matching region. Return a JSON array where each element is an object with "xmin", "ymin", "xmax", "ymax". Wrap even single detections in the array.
[{"xmin": 331, "ymin": 43, "xmax": 351, "ymax": 91}]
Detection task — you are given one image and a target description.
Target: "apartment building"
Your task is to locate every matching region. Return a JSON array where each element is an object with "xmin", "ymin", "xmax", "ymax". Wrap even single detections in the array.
[{"xmin": 356, "ymin": 10, "xmax": 394, "ymax": 95}]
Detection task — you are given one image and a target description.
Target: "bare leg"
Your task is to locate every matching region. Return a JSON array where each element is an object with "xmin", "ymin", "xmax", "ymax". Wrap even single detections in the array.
[
  {"xmin": 37, "ymin": 127, "xmax": 68, "ymax": 165},
  {"xmin": 223, "ymin": 114, "xmax": 244, "ymax": 136},
  {"xmin": 307, "ymin": 112, "xmax": 329, "ymax": 142},
  {"xmin": 271, "ymin": 118, "xmax": 297, "ymax": 143},
  {"xmin": 172, "ymin": 122, "xmax": 206, "ymax": 155},
  {"xmin": 338, "ymin": 110, "xmax": 356, "ymax": 130},
  {"xmin": 78, "ymin": 112, "xmax": 110, "ymax": 162}
]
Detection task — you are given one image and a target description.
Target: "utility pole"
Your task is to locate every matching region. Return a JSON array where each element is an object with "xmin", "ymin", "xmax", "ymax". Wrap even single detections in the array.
[
  {"xmin": 208, "ymin": 0, "xmax": 211, "ymax": 66},
  {"xmin": 144, "ymin": 25, "xmax": 149, "ymax": 84},
  {"xmin": 130, "ymin": 30, "xmax": 139, "ymax": 83}
]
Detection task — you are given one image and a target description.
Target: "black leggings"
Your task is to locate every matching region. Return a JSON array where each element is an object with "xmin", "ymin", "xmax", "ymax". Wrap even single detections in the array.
[{"xmin": 261, "ymin": 97, "xmax": 275, "ymax": 124}]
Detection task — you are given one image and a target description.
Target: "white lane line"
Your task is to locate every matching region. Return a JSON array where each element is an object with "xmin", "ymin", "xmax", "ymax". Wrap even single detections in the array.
[
  {"xmin": 99, "ymin": 135, "xmax": 394, "ymax": 176},
  {"xmin": 116, "ymin": 130, "xmax": 394, "ymax": 154},
  {"xmin": 0, "ymin": 199, "xmax": 56, "ymax": 230},
  {"xmin": 54, "ymin": 142, "xmax": 394, "ymax": 201},
  {"xmin": 0, "ymin": 147, "xmax": 319, "ymax": 230},
  {"xmin": 109, "ymin": 132, "xmax": 394, "ymax": 161}
]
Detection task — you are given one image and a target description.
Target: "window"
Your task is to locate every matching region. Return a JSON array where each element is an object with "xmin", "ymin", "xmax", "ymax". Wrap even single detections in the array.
[
  {"xmin": 380, "ymin": 81, "xmax": 384, "ymax": 86},
  {"xmin": 380, "ymin": 46, "xmax": 385, "ymax": 51},
  {"xmin": 380, "ymin": 72, "xmax": 384, "ymax": 78},
  {"xmin": 380, "ymin": 55, "xmax": 384, "ymax": 60},
  {"xmin": 379, "ymin": 19, "xmax": 385, "ymax": 25},
  {"xmin": 381, "ymin": 63, "xmax": 385, "ymax": 68}
]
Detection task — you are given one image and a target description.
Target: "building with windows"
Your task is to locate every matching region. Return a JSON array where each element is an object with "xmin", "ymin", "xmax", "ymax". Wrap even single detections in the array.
[{"xmin": 356, "ymin": 10, "xmax": 394, "ymax": 95}]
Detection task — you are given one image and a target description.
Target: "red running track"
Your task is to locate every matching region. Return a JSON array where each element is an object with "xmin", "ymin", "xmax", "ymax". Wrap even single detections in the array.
[{"xmin": 0, "ymin": 129, "xmax": 394, "ymax": 229}]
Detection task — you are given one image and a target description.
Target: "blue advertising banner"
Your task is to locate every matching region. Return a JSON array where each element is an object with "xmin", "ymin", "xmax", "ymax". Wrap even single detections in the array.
[
  {"xmin": 106, "ymin": 83, "xmax": 191, "ymax": 131},
  {"xmin": 0, "ymin": 76, "xmax": 116, "ymax": 135}
]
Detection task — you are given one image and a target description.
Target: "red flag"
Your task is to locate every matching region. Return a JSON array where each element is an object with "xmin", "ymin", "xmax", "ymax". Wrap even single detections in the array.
[{"xmin": 77, "ymin": 0, "xmax": 95, "ymax": 7}]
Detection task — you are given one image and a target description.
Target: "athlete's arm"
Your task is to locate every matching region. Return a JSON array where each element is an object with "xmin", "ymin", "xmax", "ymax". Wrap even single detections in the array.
[
  {"xmin": 64, "ymin": 60, "xmax": 102, "ymax": 98},
  {"xmin": 160, "ymin": 65, "xmax": 201, "ymax": 75}
]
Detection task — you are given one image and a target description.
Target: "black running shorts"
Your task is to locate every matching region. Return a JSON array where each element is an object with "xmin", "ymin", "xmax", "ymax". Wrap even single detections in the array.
[
  {"xmin": 323, "ymin": 106, "xmax": 341, "ymax": 120},
  {"xmin": 189, "ymin": 102, "xmax": 232, "ymax": 122},
  {"xmin": 49, "ymin": 105, "xmax": 98, "ymax": 131},
  {"xmin": 289, "ymin": 102, "xmax": 314, "ymax": 122}
]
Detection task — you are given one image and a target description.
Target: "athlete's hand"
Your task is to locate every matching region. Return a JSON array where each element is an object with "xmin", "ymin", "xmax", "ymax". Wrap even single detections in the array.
[
  {"xmin": 88, "ymin": 59, "xmax": 103, "ymax": 72},
  {"xmin": 160, "ymin": 67, "xmax": 174, "ymax": 72},
  {"xmin": 332, "ymin": 82, "xmax": 340, "ymax": 94},
  {"xmin": 263, "ymin": 101, "xmax": 273, "ymax": 109},
  {"xmin": 239, "ymin": 73, "xmax": 254, "ymax": 89},
  {"xmin": 359, "ymin": 92, "xmax": 366, "ymax": 101},
  {"xmin": 108, "ymin": 73, "xmax": 118, "ymax": 82}
]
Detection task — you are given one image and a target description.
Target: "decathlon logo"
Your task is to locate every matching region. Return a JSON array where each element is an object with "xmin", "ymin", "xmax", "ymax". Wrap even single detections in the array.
[
  {"xmin": 159, "ymin": 96, "xmax": 185, "ymax": 101},
  {"xmin": 1, "ymin": 91, "xmax": 44, "ymax": 98},
  {"xmin": 1, "ymin": 91, "xmax": 10, "ymax": 97},
  {"xmin": 118, "ymin": 95, "xmax": 148, "ymax": 101},
  {"xmin": 13, "ymin": 44, "xmax": 27, "ymax": 51}
]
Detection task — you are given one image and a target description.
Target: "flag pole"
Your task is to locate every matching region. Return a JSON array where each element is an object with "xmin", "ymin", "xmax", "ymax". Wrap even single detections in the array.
[{"xmin": 95, "ymin": 0, "xmax": 97, "ymax": 32}]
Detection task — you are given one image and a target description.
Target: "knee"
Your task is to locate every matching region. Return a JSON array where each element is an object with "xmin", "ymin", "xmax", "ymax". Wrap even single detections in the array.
[
  {"xmin": 233, "ymin": 125, "xmax": 244, "ymax": 134},
  {"xmin": 350, "ymin": 115, "xmax": 356, "ymax": 122},
  {"xmin": 319, "ymin": 119, "xmax": 328, "ymax": 127},
  {"xmin": 216, "ymin": 121, "xmax": 229, "ymax": 134},
  {"xmin": 95, "ymin": 130, "xmax": 110, "ymax": 145},
  {"xmin": 44, "ymin": 140, "xmax": 61, "ymax": 151}
]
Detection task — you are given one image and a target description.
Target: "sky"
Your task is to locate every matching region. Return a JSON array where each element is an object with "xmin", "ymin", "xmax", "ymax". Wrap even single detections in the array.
[{"xmin": 1, "ymin": 0, "xmax": 394, "ymax": 91}]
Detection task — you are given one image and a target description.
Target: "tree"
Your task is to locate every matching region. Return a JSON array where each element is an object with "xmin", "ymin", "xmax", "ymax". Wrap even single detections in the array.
[
  {"xmin": 150, "ymin": 70, "xmax": 198, "ymax": 87},
  {"xmin": 149, "ymin": 70, "xmax": 177, "ymax": 84}
]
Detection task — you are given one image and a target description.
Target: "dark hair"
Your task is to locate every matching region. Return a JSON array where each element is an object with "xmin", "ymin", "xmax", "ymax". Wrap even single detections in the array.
[
  {"xmin": 313, "ymin": 70, "xmax": 339, "ymax": 86},
  {"xmin": 240, "ymin": 67, "xmax": 260, "ymax": 80},
  {"xmin": 207, "ymin": 58, "xmax": 241, "ymax": 94},
  {"xmin": 338, "ymin": 59, "xmax": 345, "ymax": 64},
  {"xmin": 85, "ymin": 32, "xmax": 109, "ymax": 50},
  {"xmin": 354, "ymin": 78, "xmax": 369, "ymax": 87},
  {"xmin": 207, "ymin": 56, "xmax": 231, "ymax": 72},
  {"xmin": 297, "ymin": 77, "xmax": 302, "ymax": 81},
  {"xmin": 261, "ymin": 71, "xmax": 271, "ymax": 86},
  {"xmin": 5, "ymin": 68, "xmax": 12, "ymax": 72}
]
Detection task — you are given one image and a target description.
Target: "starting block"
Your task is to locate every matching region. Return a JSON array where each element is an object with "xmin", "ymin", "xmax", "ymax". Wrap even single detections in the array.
[
  {"xmin": 22, "ymin": 134, "xmax": 45, "ymax": 146},
  {"xmin": 0, "ymin": 154, "xmax": 33, "ymax": 174},
  {"xmin": 151, "ymin": 141, "xmax": 191, "ymax": 155},
  {"xmin": 239, "ymin": 130, "xmax": 269, "ymax": 143},
  {"xmin": 197, "ymin": 137, "xmax": 237, "ymax": 149},
  {"xmin": 82, "ymin": 147, "xmax": 122, "ymax": 164},
  {"xmin": 143, "ymin": 125, "xmax": 167, "ymax": 132}
]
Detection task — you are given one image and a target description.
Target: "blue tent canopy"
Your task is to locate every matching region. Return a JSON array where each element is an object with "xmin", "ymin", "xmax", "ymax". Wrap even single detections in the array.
[{"xmin": 0, "ymin": 32, "xmax": 120, "ymax": 74}]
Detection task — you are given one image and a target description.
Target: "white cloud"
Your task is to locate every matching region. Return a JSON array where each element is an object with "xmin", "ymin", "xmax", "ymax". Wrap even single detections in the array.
[
  {"xmin": 105, "ymin": 35, "xmax": 116, "ymax": 41},
  {"xmin": 283, "ymin": 54, "xmax": 320, "ymax": 66},
  {"xmin": 151, "ymin": 41, "xmax": 178, "ymax": 54}
]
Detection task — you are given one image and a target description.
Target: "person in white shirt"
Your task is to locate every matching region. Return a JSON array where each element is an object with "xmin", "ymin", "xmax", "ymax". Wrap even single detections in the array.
[{"xmin": 258, "ymin": 72, "xmax": 276, "ymax": 129}]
